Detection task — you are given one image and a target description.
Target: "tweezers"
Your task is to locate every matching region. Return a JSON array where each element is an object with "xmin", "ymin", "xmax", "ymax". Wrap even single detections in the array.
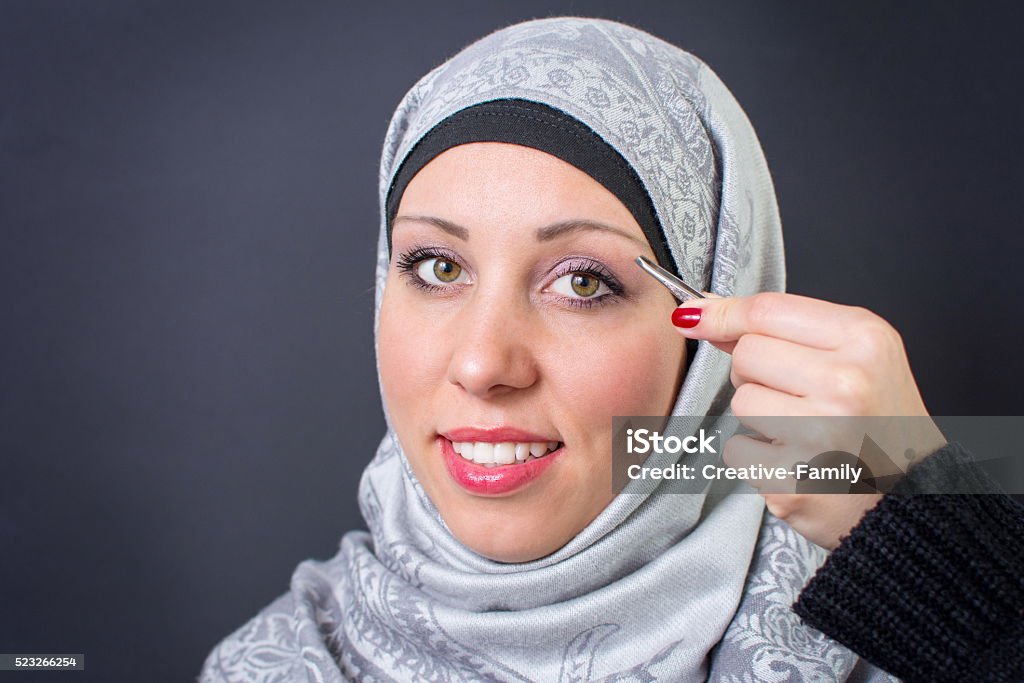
[{"xmin": 634, "ymin": 255, "xmax": 706, "ymax": 303}]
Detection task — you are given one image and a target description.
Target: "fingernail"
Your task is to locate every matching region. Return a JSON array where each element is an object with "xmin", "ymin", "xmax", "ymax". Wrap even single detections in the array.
[{"xmin": 671, "ymin": 307, "xmax": 702, "ymax": 329}]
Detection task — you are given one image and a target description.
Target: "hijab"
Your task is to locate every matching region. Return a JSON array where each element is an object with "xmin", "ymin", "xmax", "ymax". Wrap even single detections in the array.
[{"xmin": 200, "ymin": 17, "xmax": 896, "ymax": 682}]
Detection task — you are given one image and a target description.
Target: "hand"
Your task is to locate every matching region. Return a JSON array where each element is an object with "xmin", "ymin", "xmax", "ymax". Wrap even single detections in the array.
[{"xmin": 671, "ymin": 292, "xmax": 946, "ymax": 549}]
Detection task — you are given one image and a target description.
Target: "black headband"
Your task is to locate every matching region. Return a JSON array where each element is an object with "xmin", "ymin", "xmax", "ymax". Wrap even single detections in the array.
[{"xmin": 384, "ymin": 98, "xmax": 679, "ymax": 277}]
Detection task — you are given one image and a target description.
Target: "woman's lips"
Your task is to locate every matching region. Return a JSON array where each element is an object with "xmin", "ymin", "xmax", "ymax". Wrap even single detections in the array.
[{"xmin": 438, "ymin": 436, "xmax": 565, "ymax": 496}]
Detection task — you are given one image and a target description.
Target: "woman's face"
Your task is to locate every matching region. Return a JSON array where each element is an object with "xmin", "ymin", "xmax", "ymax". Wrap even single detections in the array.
[{"xmin": 379, "ymin": 142, "xmax": 686, "ymax": 563}]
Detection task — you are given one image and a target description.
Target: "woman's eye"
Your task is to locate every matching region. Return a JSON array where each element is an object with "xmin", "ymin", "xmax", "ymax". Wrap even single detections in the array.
[
  {"xmin": 416, "ymin": 257, "xmax": 467, "ymax": 285},
  {"xmin": 549, "ymin": 272, "xmax": 611, "ymax": 299}
]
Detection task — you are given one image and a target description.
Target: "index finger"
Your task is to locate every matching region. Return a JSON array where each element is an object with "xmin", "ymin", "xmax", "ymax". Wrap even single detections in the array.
[{"xmin": 672, "ymin": 292, "xmax": 857, "ymax": 349}]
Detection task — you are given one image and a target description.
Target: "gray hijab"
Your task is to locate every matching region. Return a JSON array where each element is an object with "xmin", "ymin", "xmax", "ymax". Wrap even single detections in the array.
[{"xmin": 200, "ymin": 17, "xmax": 895, "ymax": 682}]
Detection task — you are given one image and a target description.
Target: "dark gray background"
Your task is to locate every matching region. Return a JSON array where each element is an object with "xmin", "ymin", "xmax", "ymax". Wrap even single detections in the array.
[{"xmin": 2, "ymin": 1, "xmax": 1022, "ymax": 680}]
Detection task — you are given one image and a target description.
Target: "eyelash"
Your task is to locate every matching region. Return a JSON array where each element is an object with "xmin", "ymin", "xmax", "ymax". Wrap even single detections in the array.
[
  {"xmin": 553, "ymin": 257, "xmax": 625, "ymax": 309},
  {"xmin": 393, "ymin": 246, "xmax": 625, "ymax": 309},
  {"xmin": 395, "ymin": 246, "xmax": 462, "ymax": 294}
]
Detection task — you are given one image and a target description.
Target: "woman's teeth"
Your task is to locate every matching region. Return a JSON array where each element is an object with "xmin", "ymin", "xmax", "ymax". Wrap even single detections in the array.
[{"xmin": 452, "ymin": 441, "xmax": 561, "ymax": 467}]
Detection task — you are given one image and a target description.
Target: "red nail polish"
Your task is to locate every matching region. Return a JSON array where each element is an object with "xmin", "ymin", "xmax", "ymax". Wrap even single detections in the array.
[{"xmin": 672, "ymin": 307, "xmax": 702, "ymax": 329}]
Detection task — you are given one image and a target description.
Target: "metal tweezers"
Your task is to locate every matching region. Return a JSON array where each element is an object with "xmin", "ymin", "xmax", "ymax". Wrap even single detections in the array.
[{"xmin": 634, "ymin": 255, "xmax": 706, "ymax": 303}]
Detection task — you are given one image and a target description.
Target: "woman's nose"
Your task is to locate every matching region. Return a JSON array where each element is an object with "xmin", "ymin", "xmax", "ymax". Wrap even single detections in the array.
[{"xmin": 446, "ymin": 291, "xmax": 539, "ymax": 398}]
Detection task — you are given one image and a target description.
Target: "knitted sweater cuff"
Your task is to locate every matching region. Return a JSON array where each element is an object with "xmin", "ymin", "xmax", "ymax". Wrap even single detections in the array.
[{"xmin": 792, "ymin": 441, "xmax": 1024, "ymax": 683}]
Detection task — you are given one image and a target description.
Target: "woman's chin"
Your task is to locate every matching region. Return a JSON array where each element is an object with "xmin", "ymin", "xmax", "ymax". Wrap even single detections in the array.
[
  {"xmin": 464, "ymin": 538, "xmax": 559, "ymax": 564},
  {"xmin": 445, "ymin": 513, "xmax": 569, "ymax": 564},
  {"xmin": 429, "ymin": 476, "xmax": 616, "ymax": 563}
]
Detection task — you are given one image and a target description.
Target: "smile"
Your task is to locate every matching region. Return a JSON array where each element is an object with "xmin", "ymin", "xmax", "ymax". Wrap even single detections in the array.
[{"xmin": 437, "ymin": 427, "xmax": 566, "ymax": 496}]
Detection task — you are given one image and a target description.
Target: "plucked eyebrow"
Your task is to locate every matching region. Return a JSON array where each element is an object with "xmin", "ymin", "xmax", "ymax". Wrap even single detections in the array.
[
  {"xmin": 393, "ymin": 215, "xmax": 469, "ymax": 241},
  {"xmin": 392, "ymin": 215, "xmax": 645, "ymax": 245},
  {"xmin": 535, "ymin": 219, "xmax": 646, "ymax": 245}
]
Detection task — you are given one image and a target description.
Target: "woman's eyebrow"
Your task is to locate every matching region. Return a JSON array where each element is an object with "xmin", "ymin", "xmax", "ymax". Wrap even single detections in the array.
[
  {"xmin": 535, "ymin": 219, "xmax": 645, "ymax": 245},
  {"xmin": 393, "ymin": 215, "xmax": 469, "ymax": 240}
]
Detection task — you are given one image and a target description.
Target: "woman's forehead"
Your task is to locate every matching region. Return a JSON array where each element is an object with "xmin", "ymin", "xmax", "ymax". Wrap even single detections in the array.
[{"xmin": 394, "ymin": 142, "xmax": 648, "ymax": 244}]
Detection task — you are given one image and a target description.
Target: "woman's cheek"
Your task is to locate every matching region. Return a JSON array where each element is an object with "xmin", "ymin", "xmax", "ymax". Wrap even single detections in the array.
[
  {"xmin": 378, "ymin": 299, "xmax": 446, "ymax": 486},
  {"xmin": 552, "ymin": 321, "xmax": 684, "ymax": 416},
  {"xmin": 378, "ymin": 289, "xmax": 436, "ymax": 423}
]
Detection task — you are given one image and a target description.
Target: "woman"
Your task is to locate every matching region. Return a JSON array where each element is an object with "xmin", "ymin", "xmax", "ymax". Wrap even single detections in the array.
[{"xmin": 199, "ymin": 17, "xmax": 1021, "ymax": 682}]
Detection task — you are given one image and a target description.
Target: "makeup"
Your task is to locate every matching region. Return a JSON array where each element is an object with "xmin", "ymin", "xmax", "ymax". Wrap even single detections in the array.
[
  {"xmin": 437, "ymin": 428, "xmax": 566, "ymax": 496},
  {"xmin": 634, "ymin": 255, "xmax": 706, "ymax": 303}
]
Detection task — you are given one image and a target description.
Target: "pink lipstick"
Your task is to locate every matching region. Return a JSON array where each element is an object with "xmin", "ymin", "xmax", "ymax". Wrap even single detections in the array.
[{"xmin": 438, "ymin": 427, "xmax": 565, "ymax": 496}]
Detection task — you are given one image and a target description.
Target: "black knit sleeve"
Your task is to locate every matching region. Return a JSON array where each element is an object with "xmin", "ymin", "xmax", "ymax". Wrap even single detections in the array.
[{"xmin": 792, "ymin": 441, "xmax": 1024, "ymax": 683}]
